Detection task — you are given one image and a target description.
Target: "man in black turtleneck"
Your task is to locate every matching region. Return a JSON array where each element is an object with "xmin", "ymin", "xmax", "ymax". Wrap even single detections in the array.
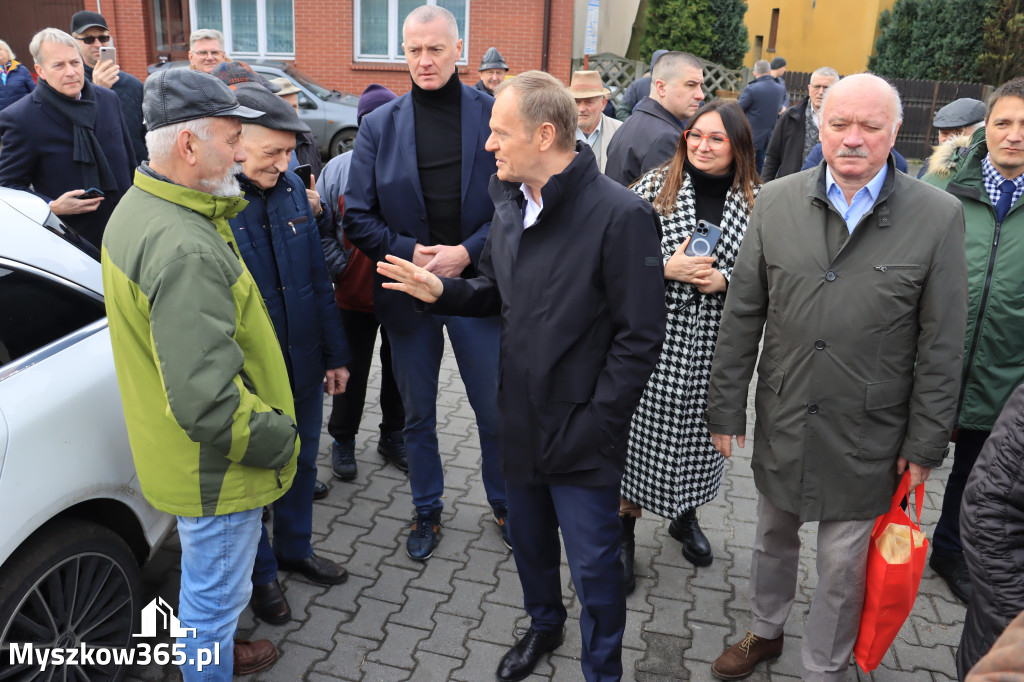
[{"xmin": 344, "ymin": 5, "xmax": 507, "ymax": 562}]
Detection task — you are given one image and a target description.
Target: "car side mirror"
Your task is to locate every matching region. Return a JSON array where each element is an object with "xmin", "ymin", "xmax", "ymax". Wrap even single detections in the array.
[{"xmin": 298, "ymin": 93, "xmax": 316, "ymax": 110}]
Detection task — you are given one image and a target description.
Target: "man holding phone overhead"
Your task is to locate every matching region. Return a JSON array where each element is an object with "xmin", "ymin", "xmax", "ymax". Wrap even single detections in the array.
[
  {"xmin": 70, "ymin": 11, "xmax": 147, "ymax": 162},
  {"xmin": 0, "ymin": 27, "xmax": 134, "ymax": 248}
]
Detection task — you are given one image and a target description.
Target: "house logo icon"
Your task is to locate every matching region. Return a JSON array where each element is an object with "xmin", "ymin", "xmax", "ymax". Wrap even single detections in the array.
[{"xmin": 133, "ymin": 597, "xmax": 197, "ymax": 638}]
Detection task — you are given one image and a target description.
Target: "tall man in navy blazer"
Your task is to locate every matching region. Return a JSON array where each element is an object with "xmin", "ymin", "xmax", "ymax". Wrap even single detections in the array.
[
  {"xmin": 343, "ymin": 5, "xmax": 507, "ymax": 560},
  {"xmin": 378, "ymin": 71, "xmax": 666, "ymax": 682}
]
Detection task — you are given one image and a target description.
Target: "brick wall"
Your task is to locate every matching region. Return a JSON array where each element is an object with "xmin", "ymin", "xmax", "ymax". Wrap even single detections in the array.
[{"xmin": 89, "ymin": 0, "xmax": 575, "ymax": 97}]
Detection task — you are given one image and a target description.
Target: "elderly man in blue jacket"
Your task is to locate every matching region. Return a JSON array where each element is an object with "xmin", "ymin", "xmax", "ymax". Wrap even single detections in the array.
[{"xmin": 228, "ymin": 84, "xmax": 352, "ymax": 626}]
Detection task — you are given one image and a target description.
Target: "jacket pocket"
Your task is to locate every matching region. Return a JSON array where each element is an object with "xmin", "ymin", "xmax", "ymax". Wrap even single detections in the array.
[
  {"xmin": 754, "ymin": 356, "xmax": 786, "ymax": 440},
  {"xmin": 533, "ymin": 382, "xmax": 606, "ymax": 475},
  {"xmin": 858, "ymin": 375, "xmax": 914, "ymax": 460}
]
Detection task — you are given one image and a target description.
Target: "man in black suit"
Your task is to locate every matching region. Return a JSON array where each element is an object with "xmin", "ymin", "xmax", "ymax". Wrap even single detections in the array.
[
  {"xmin": 378, "ymin": 70, "xmax": 666, "ymax": 682},
  {"xmin": 738, "ymin": 59, "xmax": 787, "ymax": 172},
  {"xmin": 0, "ymin": 27, "xmax": 134, "ymax": 248}
]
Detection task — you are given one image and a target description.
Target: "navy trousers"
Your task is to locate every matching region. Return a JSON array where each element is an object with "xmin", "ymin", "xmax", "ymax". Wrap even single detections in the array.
[
  {"xmin": 933, "ymin": 428, "xmax": 989, "ymax": 557},
  {"xmin": 387, "ymin": 313, "xmax": 505, "ymax": 515},
  {"xmin": 252, "ymin": 387, "xmax": 323, "ymax": 585},
  {"xmin": 506, "ymin": 481, "xmax": 625, "ymax": 682}
]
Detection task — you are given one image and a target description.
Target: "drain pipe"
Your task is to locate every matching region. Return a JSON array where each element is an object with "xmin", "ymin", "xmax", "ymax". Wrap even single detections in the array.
[{"xmin": 542, "ymin": 0, "xmax": 552, "ymax": 72}]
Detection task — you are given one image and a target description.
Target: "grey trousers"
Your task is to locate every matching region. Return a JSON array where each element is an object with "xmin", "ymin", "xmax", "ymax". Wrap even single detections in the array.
[{"xmin": 749, "ymin": 493, "xmax": 874, "ymax": 682}]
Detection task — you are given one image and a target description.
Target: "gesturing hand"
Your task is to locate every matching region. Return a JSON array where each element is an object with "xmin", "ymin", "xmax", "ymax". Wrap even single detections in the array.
[{"xmin": 378, "ymin": 254, "xmax": 444, "ymax": 303}]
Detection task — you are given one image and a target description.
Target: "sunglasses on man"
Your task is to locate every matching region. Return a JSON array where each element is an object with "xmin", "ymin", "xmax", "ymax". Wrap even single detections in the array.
[{"xmin": 75, "ymin": 35, "xmax": 111, "ymax": 45}]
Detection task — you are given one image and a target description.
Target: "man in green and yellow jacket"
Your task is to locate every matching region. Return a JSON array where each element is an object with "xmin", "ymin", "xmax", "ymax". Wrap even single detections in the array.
[
  {"xmin": 923, "ymin": 77, "xmax": 1024, "ymax": 606},
  {"xmin": 102, "ymin": 69, "xmax": 294, "ymax": 680}
]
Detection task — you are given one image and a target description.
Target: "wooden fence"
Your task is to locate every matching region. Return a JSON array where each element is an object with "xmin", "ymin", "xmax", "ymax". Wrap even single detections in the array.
[{"xmin": 783, "ymin": 71, "xmax": 992, "ymax": 160}]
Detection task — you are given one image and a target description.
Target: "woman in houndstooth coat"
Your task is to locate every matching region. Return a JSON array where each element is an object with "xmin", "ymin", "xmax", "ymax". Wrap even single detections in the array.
[{"xmin": 619, "ymin": 100, "xmax": 761, "ymax": 590}]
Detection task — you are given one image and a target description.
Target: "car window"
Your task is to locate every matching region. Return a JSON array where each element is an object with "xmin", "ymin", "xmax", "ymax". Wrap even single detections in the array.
[
  {"xmin": 0, "ymin": 266, "xmax": 105, "ymax": 368},
  {"xmin": 284, "ymin": 65, "xmax": 332, "ymax": 100}
]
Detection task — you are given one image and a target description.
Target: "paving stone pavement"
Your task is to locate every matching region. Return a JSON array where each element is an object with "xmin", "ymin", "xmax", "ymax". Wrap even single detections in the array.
[{"xmin": 126, "ymin": 340, "xmax": 966, "ymax": 681}]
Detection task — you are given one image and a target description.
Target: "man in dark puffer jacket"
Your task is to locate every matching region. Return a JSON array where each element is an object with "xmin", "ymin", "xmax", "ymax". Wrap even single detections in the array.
[{"xmin": 958, "ymin": 382, "xmax": 1024, "ymax": 678}]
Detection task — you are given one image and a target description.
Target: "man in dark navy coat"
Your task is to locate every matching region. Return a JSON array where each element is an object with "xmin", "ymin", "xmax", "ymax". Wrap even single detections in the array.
[
  {"xmin": 378, "ymin": 71, "xmax": 666, "ymax": 682},
  {"xmin": 0, "ymin": 28, "xmax": 134, "ymax": 249},
  {"xmin": 738, "ymin": 59, "xmax": 787, "ymax": 172},
  {"xmin": 343, "ymin": 5, "xmax": 508, "ymax": 560}
]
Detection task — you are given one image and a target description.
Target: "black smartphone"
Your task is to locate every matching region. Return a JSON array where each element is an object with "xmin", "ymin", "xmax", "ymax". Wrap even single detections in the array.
[
  {"xmin": 684, "ymin": 219, "xmax": 723, "ymax": 257},
  {"xmin": 293, "ymin": 164, "xmax": 312, "ymax": 188},
  {"xmin": 79, "ymin": 188, "xmax": 105, "ymax": 200}
]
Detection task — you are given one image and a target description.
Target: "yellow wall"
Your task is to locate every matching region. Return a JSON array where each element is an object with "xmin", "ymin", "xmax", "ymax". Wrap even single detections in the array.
[{"xmin": 743, "ymin": 0, "xmax": 897, "ymax": 75}]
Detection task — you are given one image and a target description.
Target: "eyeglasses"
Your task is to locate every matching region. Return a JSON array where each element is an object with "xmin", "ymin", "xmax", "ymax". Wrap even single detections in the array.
[
  {"xmin": 684, "ymin": 130, "xmax": 730, "ymax": 151},
  {"xmin": 75, "ymin": 35, "xmax": 111, "ymax": 45},
  {"xmin": 193, "ymin": 50, "xmax": 224, "ymax": 58}
]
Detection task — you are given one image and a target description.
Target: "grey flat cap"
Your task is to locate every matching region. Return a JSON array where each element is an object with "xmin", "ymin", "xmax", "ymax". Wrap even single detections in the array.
[
  {"xmin": 933, "ymin": 98, "xmax": 986, "ymax": 128},
  {"xmin": 479, "ymin": 47, "xmax": 508, "ymax": 72},
  {"xmin": 233, "ymin": 84, "xmax": 311, "ymax": 134},
  {"xmin": 144, "ymin": 69, "xmax": 262, "ymax": 130}
]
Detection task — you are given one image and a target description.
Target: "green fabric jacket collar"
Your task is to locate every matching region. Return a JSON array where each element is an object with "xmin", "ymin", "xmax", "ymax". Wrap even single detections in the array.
[
  {"xmin": 133, "ymin": 167, "xmax": 249, "ymax": 223},
  {"xmin": 945, "ymin": 127, "xmax": 991, "ymax": 201}
]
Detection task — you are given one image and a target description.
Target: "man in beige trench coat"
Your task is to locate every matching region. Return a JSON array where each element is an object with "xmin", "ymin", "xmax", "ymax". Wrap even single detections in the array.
[{"xmin": 705, "ymin": 73, "xmax": 969, "ymax": 681}]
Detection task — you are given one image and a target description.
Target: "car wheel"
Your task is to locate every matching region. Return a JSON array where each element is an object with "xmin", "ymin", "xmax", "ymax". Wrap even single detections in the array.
[
  {"xmin": 0, "ymin": 520, "xmax": 141, "ymax": 681},
  {"xmin": 330, "ymin": 128, "xmax": 358, "ymax": 157}
]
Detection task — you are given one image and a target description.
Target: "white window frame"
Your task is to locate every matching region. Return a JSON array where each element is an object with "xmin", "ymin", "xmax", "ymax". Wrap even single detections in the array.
[
  {"xmin": 188, "ymin": 0, "xmax": 296, "ymax": 59},
  {"xmin": 354, "ymin": 0, "xmax": 469, "ymax": 64}
]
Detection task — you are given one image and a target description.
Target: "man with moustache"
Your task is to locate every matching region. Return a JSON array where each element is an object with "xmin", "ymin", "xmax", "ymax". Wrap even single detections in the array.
[
  {"xmin": 707, "ymin": 73, "xmax": 967, "ymax": 681},
  {"xmin": 0, "ymin": 27, "xmax": 134, "ymax": 248}
]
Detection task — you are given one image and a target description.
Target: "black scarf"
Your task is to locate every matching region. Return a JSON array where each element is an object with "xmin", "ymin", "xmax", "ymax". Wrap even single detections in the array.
[{"xmin": 36, "ymin": 78, "xmax": 118, "ymax": 192}]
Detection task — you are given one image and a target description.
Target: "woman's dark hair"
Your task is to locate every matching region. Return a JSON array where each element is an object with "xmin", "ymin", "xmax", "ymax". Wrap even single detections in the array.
[{"xmin": 650, "ymin": 99, "xmax": 761, "ymax": 215}]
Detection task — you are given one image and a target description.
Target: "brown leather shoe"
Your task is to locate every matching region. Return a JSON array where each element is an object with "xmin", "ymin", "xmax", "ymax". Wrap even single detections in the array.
[
  {"xmin": 250, "ymin": 579, "xmax": 291, "ymax": 624},
  {"xmin": 233, "ymin": 638, "xmax": 278, "ymax": 675},
  {"xmin": 712, "ymin": 631, "xmax": 784, "ymax": 680}
]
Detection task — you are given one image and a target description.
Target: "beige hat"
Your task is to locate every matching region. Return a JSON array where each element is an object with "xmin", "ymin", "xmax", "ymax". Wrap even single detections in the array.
[
  {"xmin": 568, "ymin": 70, "xmax": 610, "ymax": 99},
  {"xmin": 270, "ymin": 77, "xmax": 301, "ymax": 97}
]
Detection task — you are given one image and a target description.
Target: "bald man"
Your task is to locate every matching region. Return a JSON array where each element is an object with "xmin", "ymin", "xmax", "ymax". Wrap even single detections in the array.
[{"xmin": 706, "ymin": 73, "xmax": 968, "ymax": 681}]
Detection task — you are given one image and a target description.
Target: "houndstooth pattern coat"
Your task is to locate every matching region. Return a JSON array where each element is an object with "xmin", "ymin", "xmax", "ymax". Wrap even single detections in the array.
[{"xmin": 621, "ymin": 168, "xmax": 757, "ymax": 518}]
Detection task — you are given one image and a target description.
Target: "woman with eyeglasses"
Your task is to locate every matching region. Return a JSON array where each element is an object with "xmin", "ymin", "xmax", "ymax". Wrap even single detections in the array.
[
  {"xmin": 618, "ymin": 99, "xmax": 761, "ymax": 590},
  {"xmin": 0, "ymin": 40, "xmax": 35, "ymax": 114}
]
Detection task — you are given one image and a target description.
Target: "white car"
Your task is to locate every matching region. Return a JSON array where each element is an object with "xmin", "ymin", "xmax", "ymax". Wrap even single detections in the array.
[{"xmin": 0, "ymin": 188, "xmax": 174, "ymax": 679}]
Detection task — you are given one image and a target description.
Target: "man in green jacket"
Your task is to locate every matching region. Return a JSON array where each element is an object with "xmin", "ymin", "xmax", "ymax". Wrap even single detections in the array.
[
  {"xmin": 706, "ymin": 73, "xmax": 968, "ymax": 681},
  {"xmin": 102, "ymin": 69, "xmax": 295, "ymax": 680},
  {"xmin": 922, "ymin": 77, "xmax": 1024, "ymax": 605}
]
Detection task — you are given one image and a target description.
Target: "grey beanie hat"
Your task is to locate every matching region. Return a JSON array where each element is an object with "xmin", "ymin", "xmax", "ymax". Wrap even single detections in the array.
[
  {"xmin": 479, "ymin": 47, "xmax": 508, "ymax": 71},
  {"xmin": 933, "ymin": 98, "xmax": 986, "ymax": 129}
]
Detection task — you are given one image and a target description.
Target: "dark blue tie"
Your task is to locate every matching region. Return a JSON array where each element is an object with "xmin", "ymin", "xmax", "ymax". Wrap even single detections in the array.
[{"xmin": 996, "ymin": 179, "xmax": 1016, "ymax": 223}]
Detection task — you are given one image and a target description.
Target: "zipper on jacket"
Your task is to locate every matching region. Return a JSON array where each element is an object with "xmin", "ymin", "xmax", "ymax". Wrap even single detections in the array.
[
  {"xmin": 955, "ymin": 216, "xmax": 1003, "ymax": 424},
  {"xmin": 873, "ymin": 265, "xmax": 919, "ymax": 272},
  {"xmin": 275, "ymin": 467, "xmax": 283, "ymax": 489}
]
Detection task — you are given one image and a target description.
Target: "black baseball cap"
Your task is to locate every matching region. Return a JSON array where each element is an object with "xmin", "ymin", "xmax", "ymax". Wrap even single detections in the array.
[
  {"xmin": 70, "ymin": 11, "xmax": 109, "ymax": 34},
  {"xmin": 143, "ymin": 69, "xmax": 262, "ymax": 131}
]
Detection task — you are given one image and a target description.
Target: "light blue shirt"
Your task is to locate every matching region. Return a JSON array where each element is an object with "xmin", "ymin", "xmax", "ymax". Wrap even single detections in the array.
[{"xmin": 824, "ymin": 163, "xmax": 888, "ymax": 233}]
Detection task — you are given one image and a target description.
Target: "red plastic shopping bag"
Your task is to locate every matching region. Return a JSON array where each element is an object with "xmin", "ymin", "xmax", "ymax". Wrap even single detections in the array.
[{"xmin": 854, "ymin": 471, "xmax": 928, "ymax": 672}]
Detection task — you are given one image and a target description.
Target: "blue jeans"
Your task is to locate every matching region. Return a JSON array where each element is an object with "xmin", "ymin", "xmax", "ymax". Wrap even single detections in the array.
[
  {"xmin": 387, "ymin": 314, "xmax": 505, "ymax": 515},
  {"xmin": 506, "ymin": 482, "xmax": 625, "ymax": 681},
  {"xmin": 176, "ymin": 507, "xmax": 263, "ymax": 682},
  {"xmin": 252, "ymin": 388, "xmax": 323, "ymax": 585}
]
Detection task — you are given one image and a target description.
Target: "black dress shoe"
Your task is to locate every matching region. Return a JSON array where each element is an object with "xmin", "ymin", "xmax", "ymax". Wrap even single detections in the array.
[
  {"xmin": 313, "ymin": 480, "xmax": 329, "ymax": 500},
  {"xmin": 669, "ymin": 508, "xmax": 713, "ymax": 567},
  {"xmin": 276, "ymin": 552, "xmax": 349, "ymax": 585},
  {"xmin": 496, "ymin": 628, "xmax": 565, "ymax": 681},
  {"xmin": 930, "ymin": 551, "xmax": 973, "ymax": 604},
  {"xmin": 250, "ymin": 580, "xmax": 291, "ymax": 625}
]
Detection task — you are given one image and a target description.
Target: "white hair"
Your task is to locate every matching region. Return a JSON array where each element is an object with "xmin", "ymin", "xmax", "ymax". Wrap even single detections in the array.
[
  {"xmin": 753, "ymin": 60, "xmax": 771, "ymax": 76},
  {"xmin": 402, "ymin": 5, "xmax": 459, "ymax": 42},
  {"xmin": 190, "ymin": 29, "xmax": 225, "ymax": 49},
  {"xmin": 0, "ymin": 40, "xmax": 15, "ymax": 61},
  {"xmin": 811, "ymin": 66, "xmax": 840, "ymax": 82},
  {"xmin": 145, "ymin": 118, "xmax": 214, "ymax": 165},
  {"xmin": 29, "ymin": 28, "xmax": 79, "ymax": 64}
]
